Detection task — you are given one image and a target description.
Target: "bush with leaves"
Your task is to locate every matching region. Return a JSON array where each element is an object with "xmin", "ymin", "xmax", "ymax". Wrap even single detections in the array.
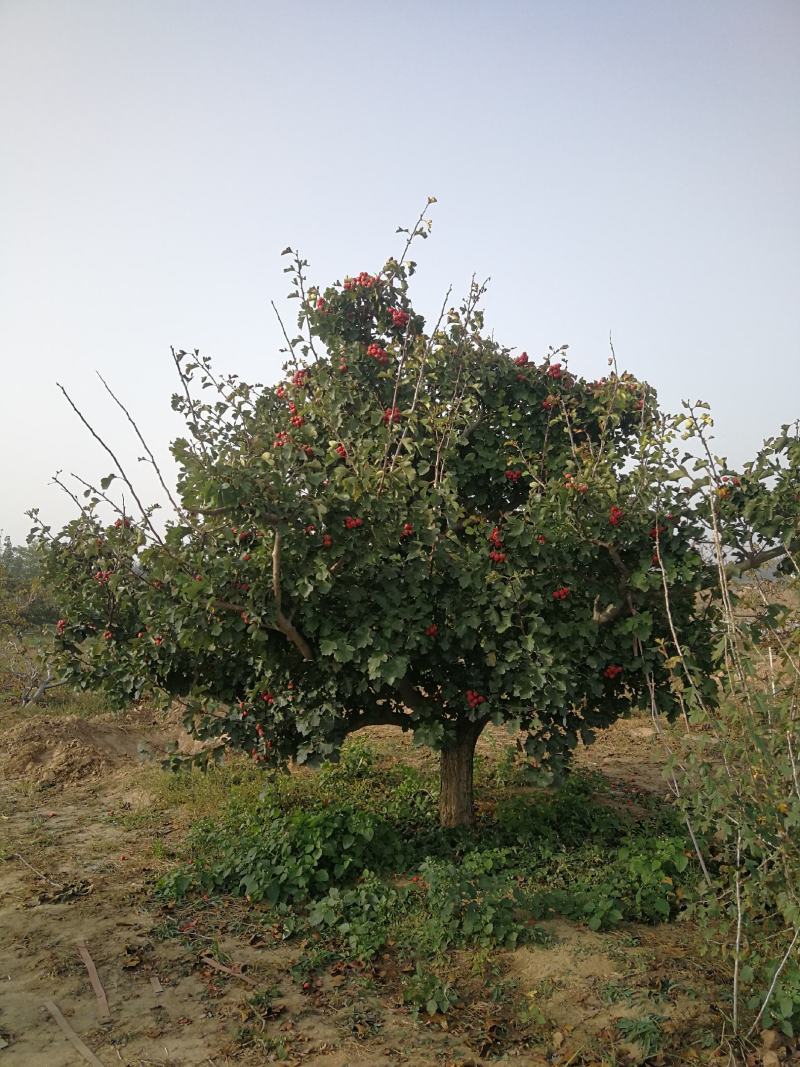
[{"xmin": 30, "ymin": 211, "xmax": 798, "ymax": 825}]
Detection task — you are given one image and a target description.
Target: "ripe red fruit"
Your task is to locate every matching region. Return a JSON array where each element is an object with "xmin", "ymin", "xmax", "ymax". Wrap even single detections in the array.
[
  {"xmin": 489, "ymin": 526, "xmax": 503, "ymax": 548},
  {"xmin": 536, "ymin": 535, "xmax": 546, "ymax": 544},
  {"xmin": 290, "ymin": 415, "xmax": 304, "ymax": 428},
  {"xmin": 505, "ymin": 469, "xmax": 522, "ymax": 482},
  {"xmin": 609, "ymin": 505, "xmax": 624, "ymax": 527},
  {"xmin": 322, "ymin": 534, "xmax": 333, "ymax": 548},
  {"xmin": 552, "ymin": 586, "xmax": 570, "ymax": 600},
  {"xmin": 384, "ymin": 406, "xmax": 401, "ymax": 425},
  {"xmin": 542, "ymin": 396, "xmax": 557, "ymax": 411},
  {"xmin": 261, "ymin": 692, "xmax": 274, "ymax": 704},
  {"xmin": 292, "ymin": 370, "xmax": 308, "ymax": 387},
  {"xmin": 425, "ymin": 623, "xmax": 438, "ymax": 637},
  {"xmin": 103, "ymin": 630, "xmax": 113, "ymax": 640},
  {"xmin": 242, "ymin": 553, "xmax": 251, "ymax": 561},
  {"xmin": 276, "ymin": 385, "xmax": 286, "ymax": 398},
  {"xmin": 514, "ymin": 351, "xmax": 529, "ymax": 366},
  {"xmin": 336, "ymin": 443, "xmax": 347, "ymax": 459},
  {"xmin": 367, "ymin": 343, "xmax": 389, "ymax": 365},
  {"xmin": 489, "ymin": 550, "xmax": 507, "ymax": 563},
  {"xmin": 389, "ymin": 307, "xmax": 409, "ymax": 328},
  {"xmin": 547, "ymin": 363, "xmax": 562, "ymax": 378},
  {"xmin": 401, "ymin": 522, "xmax": 414, "ymax": 537},
  {"xmin": 153, "ymin": 636, "xmax": 163, "ymax": 646},
  {"xmin": 344, "ymin": 516, "xmax": 363, "ymax": 529},
  {"xmin": 466, "ymin": 690, "xmax": 487, "ymax": 709},
  {"xmin": 602, "ymin": 664, "xmax": 623, "ymax": 680},
  {"xmin": 56, "ymin": 619, "xmax": 66, "ymax": 635},
  {"xmin": 304, "ymin": 524, "xmax": 316, "ymax": 535},
  {"xmin": 315, "ymin": 297, "xmax": 325, "ymax": 310}
]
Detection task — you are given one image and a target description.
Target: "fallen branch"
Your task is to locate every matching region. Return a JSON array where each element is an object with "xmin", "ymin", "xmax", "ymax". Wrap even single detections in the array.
[
  {"xmin": 76, "ymin": 940, "xmax": 111, "ymax": 1021},
  {"xmin": 42, "ymin": 1000, "xmax": 106, "ymax": 1066},
  {"xmin": 200, "ymin": 955, "xmax": 257, "ymax": 987}
]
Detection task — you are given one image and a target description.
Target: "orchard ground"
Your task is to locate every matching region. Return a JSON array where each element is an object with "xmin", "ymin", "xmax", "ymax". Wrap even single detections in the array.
[{"xmin": 3, "ymin": 689, "xmax": 791, "ymax": 1067}]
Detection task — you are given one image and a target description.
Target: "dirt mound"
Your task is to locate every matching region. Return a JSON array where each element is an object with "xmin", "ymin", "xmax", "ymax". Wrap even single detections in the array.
[{"xmin": 0, "ymin": 714, "xmax": 196, "ymax": 787}]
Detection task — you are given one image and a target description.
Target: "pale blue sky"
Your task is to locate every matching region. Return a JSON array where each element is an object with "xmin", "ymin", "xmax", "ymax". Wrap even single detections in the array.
[{"xmin": 1, "ymin": 0, "xmax": 798, "ymax": 543}]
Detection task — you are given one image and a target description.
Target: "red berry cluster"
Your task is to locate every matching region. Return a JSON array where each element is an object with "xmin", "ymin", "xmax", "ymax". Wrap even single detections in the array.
[
  {"xmin": 648, "ymin": 524, "xmax": 666, "ymax": 540},
  {"xmin": 261, "ymin": 691, "xmax": 274, "ymax": 704},
  {"xmin": 367, "ymin": 343, "xmax": 389, "ymax": 365},
  {"xmin": 290, "ymin": 415, "xmax": 304, "ymax": 428},
  {"xmin": 547, "ymin": 363, "xmax": 563, "ymax": 378},
  {"xmin": 153, "ymin": 635, "xmax": 163, "ymax": 646},
  {"xmin": 103, "ymin": 630, "xmax": 113, "ymax": 640},
  {"xmin": 303, "ymin": 524, "xmax": 316, "ymax": 535},
  {"xmin": 425, "ymin": 623, "xmax": 438, "ymax": 637},
  {"xmin": 609, "ymin": 505, "xmax": 624, "ymax": 527},
  {"xmin": 93, "ymin": 569, "xmax": 112, "ymax": 584},
  {"xmin": 344, "ymin": 517, "xmax": 363, "ymax": 529},
  {"xmin": 488, "ymin": 526, "xmax": 507, "ymax": 563},
  {"xmin": 292, "ymin": 369, "xmax": 309, "ymax": 388},
  {"xmin": 315, "ymin": 297, "xmax": 326, "ymax": 310},
  {"xmin": 335, "ymin": 443, "xmax": 347, "ymax": 459},
  {"xmin": 384, "ymin": 407, "xmax": 401, "ymax": 425},
  {"xmin": 552, "ymin": 586, "xmax": 570, "ymax": 600},
  {"xmin": 322, "ymin": 534, "xmax": 333, "ymax": 548},
  {"xmin": 720, "ymin": 475, "xmax": 742, "ymax": 487},
  {"xmin": 536, "ymin": 534, "xmax": 547, "ymax": 544},
  {"xmin": 56, "ymin": 619, "xmax": 66, "ymax": 635},
  {"xmin": 602, "ymin": 664, "xmax": 623, "ymax": 680},
  {"xmin": 302, "ymin": 445, "xmax": 314, "ymax": 458},
  {"xmin": 514, "ymin": 351, "xmax": 529, "ymax": 366},
  {"xmin": 343, "ymin": 271, "xmax": 379, "ymax": 290},
  {"xmin": 401, "ymin": 522, "xmax": 414, "ymax": 538},
  {"xmin": 466, "ymin": 690, "xmax": 487, "ymax": 709},
  {"xmin": 273, "ymin": 430, "xmax": 290, "ymax": 448},
  {"xmin": 505, "ymin": 469, "xmax": 522, "ymax": 482},
  {"xmin": 338, "ymin": 361, "xmax": 348, "ymax": 372},
  {"xmin": 389, "ymin": 307, "xmax": 409, "ymax": 328},
  {"xmin": 564, "ymin": 473, "xmax": 588, "ymax": 493},
  {"xmin": 542, "ymin": 396, "xmax": 557, "ymax": 411},
  {"xmin": 114, "ymin": 517, "xmax": 131, "ymax": 529}
]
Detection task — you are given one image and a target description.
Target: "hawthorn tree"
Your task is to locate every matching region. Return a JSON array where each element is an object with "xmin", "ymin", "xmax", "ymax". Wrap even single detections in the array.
[{"xmin": 30, "ymin": 223, "xmax": 799, "ymax": 827}]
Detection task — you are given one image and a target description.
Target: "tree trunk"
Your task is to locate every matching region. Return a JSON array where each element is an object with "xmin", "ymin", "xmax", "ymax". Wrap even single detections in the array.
[{"xmin": 439, "ymin": 720, "xmax": 485, "ymax": 828}]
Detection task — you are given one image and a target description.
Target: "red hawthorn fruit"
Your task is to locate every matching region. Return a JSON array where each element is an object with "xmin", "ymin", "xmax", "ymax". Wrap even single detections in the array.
[
  {"xmin": 536, "ymin": 535, "xmax": 546, "ymax": 544},
  {"xmin": 153, "ymin": 636, "xmax": 163, "ymax": 646},
  {"xmin": 401, "ymin": 522, "xmax": 414, "ymax": 537},
  {"xmin": 542, "ymin": 396, "xmax": 557, "ymax": 411},
  {"xmin": 602, "ymin": 664, "xmax": 623, "ymax": 680},
  {"xmin": 261, "ymin": 692, "xmax": 274, "ymax": 704},
  {"xmin": 302, "ymin": 445, "xmax": 314, "ymax": 458},
  {"xmin": 303, "ymin": 524, "xmax": 316, "ymax": 535},
  {"xmin": 336, "ymin": 443, "xmax": 347, "ymax": 459},
  {"xmin": 514, "ymin": 351, "xmax": 529, "ymax": 365},
  {"xmin": 103, "ymin": 630, "xmax": 113, "ymax": 640},
  {"xmin": 292, "ymin": 370, "xmax": 308, "ymax": 387},
  {"xmin": 290, "ymin": 415, "xmax": 304, "ymax": 428},
  {"xmin": 609, "ymin": 505, "xmax": 624, "ymax": 527},
  {"xmin": 547, "ymin": 363, "xmax": 563, "ymax": 378},
  {"xmin": 505, "ymin": 470, "xmax": 522, "ymax": 482},
  {"xmin": 242, "ymin": 553, "xmax": 251, "ymax": 561},
  {"xmin": 489, "ymin": 526, "xmax": 503, "ymax": 548},
  {"xmin": 389, "ymin": 307, "xmax": 409, "ymax": 328},
  {"xmin": 344, "ymin": 516, "xmax": 363, "ymax": 529},
  {"xmin": 384, "ymin": 406, "xmax": 401, "ymax": 425},
  {"xmin": 322, "ymin": 534, "xmax": 333, "ymax": 548},
  {"xmin": 338, "ymin": 362, "xmax": 348, "ymax": 372},
  {"xmin": 425, "ymin": 623, "xmax": 438, "ymax": 637},
  {"xmin": 316, "ymin": 297, "xmax": 325, "ymax": 310},
  {"xmin": 276, "ymin": 385, "xmax": 286, "ymax": 398},
  {"xmin": 288, "ymin": 401, "xmax": 297, "ymax": 415},
  {"xmin": 56, "ymin": 619, "xmax": 66, "ymax": 635},
  {"xmin": 552, "ymin": 586, "xmax": 570, "ymax": 600},
  {"xmin": 466, "ymin": 690, "xmax": 487, "ymax": 709},
  {"xmin": 367, "ymin": 343, "xmax": 389, "ymax": 365}
]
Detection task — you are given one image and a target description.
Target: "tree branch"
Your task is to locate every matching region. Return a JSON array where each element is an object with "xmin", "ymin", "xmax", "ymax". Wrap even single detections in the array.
[
  {"xmin": 592, "ymin": 595, "xmax": 625, "ymax": 625},
  {"xmin": 725, "ymin": 544, "xmax": 789, "ymax": 579},
  {"xmin": 272, "ymin": 530, "xmax": 313, "ymax": 660}
]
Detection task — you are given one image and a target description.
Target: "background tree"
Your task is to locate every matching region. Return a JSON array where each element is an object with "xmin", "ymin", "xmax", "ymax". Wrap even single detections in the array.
[{"xmin": 30, "ymin": 221, "xmax": 798, "ymax": 827}]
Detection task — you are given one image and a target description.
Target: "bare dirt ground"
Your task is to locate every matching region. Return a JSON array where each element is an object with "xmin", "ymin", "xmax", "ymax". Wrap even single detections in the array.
[{"xmin": 0, "ymin": 706, "xmax": 780, "ymax": 1066}]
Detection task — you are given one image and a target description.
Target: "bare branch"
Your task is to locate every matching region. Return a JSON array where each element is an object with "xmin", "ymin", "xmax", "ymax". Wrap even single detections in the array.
[
  {"xmin": 592, "ymin": 595, "xmax": 625, "ymax": 625},
  {"xmin": 96, "ymin": 372, "xmax": 182, "ymax": 515}
]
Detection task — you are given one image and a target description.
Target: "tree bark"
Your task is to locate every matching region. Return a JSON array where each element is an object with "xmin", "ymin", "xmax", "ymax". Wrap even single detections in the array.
[{"xmin": 438, "ymin": 720, "xmax": 485, "ymax": 828}]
